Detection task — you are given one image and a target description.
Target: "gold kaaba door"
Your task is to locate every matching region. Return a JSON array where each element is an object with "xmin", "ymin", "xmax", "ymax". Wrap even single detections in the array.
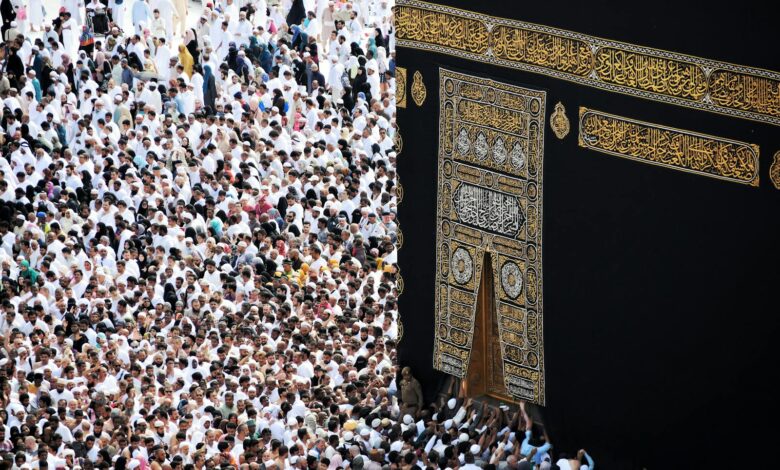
[
  {"xmin": 433, "ymin": 69, "xmax": 545, "ymax": 405},
  {"xmin": 465, "ymin": 252, "xmax": 513, "ymax": 403}
]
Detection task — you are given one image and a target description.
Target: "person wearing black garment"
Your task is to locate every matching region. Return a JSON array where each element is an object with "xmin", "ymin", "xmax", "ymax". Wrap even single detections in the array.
[
  {"xmin": 352, "ymin": 66, "xmax": 369, "ymax": 102},
  {"xmin": 0, "ymin": 0, "xmax": 15, "ymax": 39},
  {"xmin": 286, "ymin": 0, "xmax": 306, "ymax": 28},
  {"xmin": 185, "ymin": 28, "xmax": 199, "ymax": 65},
  {"xmin": 202, "ymin": 64, "xmax": 217, "ymax": 112},
  {"xmin": 3, "ymin": 43, "xmax": 23, "ymax": 88}
]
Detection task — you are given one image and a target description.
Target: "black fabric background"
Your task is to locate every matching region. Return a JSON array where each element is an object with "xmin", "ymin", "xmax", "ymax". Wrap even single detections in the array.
[{"xmin": 396, "ymin": 1, "xmax": 780, "ymax": 467}]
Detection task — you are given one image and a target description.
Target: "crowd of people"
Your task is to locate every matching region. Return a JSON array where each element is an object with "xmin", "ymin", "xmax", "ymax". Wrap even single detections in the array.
[{"xmin": 0, "ymin": 0, "xmax": 594, "ymax": 468}]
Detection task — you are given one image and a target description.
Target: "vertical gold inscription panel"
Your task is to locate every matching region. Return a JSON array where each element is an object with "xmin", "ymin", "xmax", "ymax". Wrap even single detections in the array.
[{"xmin": 433, "ymin": 69, "xmax": 546, "ymax": 405}]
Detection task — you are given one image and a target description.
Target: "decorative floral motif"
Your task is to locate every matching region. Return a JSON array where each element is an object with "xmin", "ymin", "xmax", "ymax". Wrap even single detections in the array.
[
  {"xmin": 493, "ymin": 136, "xmax": 507, "ymax": 164},
  {"xmin": 474, "ymin": 132, "xmax": 489, "ymax": 160},
  {"xmin": 510, "ymin": 142, "xmax": 526, "ymax": 170},
  {"xmin": 451, "ymin": 247, "xmax": 474, "ymax": 285},
  {"xmin": 411, "ymin": 70, "xmax": 427, "ymax": 106},
  {"xmin": 457, "ymin": 128, "xmax": 471, "ymax": 155},
  {"xmin": 550, "ymin": 102, "xmax": 570, "ymax": 139},
  {"xmin": 396, "ymin": 67, "xmax": 407, "ymax": 108},
  {"xmin": 501, "ymin": 262, "xmax": 523, "ymax": 300}
]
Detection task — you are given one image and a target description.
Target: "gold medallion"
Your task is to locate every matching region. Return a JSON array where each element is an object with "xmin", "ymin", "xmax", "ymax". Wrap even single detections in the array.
[
  {"xmin": 396, "ymin": 67, "xmax": 407, "ymax": 108},
  {"xmin": 771, "ymin": 151, "xmax": 780, "ymax": 189},
  {"xmin": 550, "ymin": 102, "xmax": 570, "ymax": 139},
  {"xmin": 411, "ymin": 70, "xmax": 427, "ymax": 106}
]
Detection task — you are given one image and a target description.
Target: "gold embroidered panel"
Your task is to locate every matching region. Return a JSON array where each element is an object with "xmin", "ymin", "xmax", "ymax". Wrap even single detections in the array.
[
  {"xmin": 771, "ymin": 152, "xmax": 780, "ymax": 189},
  {"xmin": 411, "ymin": 70, "xmax": 427, "ymax": 106},
  {"xmin": 396, "ymin": 67, "xmax": 407, "ymax": 108},
  {"xmin": 578, "ymin": 108, "xmax": 760, "ymax": 186},
  {"xmin": 434, "ymin": 69, "xmax": 546, "ymax": 405},
  {"xmin": 395, "ymin": 0, "xmax": 780, "ymax": 126}
]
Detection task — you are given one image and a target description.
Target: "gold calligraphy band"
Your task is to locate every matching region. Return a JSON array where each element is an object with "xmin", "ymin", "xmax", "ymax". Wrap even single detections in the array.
[
  {"xmin": 395, "ymin": 0, "xmax": 780, "ymax": 126},
  {"xmin": 579, "ymin": 107, "xmax": 760, "ymax": 186}
]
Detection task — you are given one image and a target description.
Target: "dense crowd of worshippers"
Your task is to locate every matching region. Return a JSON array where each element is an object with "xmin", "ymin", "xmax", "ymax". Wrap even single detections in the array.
[{"xmin": 0, "ymin": 0, "xmax": 594, "ymax": 468}]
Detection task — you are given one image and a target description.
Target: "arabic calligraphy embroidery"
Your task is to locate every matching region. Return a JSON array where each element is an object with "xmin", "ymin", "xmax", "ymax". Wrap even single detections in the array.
[
  {"xmin": 394, "ymin": 0, "xmax": 780, "ymax": 126},
  {"xmin": 550, "ymin": 102, "xmax": 570, "ymax": 140},
  {"xmin": 578, "ymin": 107, "xmax": 760, "ymax": 186},
  {"xmin": 434, "ymin": 69, "xmax": 546, "ymax": 405},
  {"xmin": 412, "ymin": 70, "xmax": 427, "ymax": 106}
]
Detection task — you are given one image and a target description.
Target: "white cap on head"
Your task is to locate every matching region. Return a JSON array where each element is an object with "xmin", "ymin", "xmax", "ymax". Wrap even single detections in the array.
[
  {"xmin": 447, "ymin": 398, "xmax": 457, "ymax": 409},
  {"xmin": 470, "ymin": 444, "xmax": 481, "ymax": 455}
]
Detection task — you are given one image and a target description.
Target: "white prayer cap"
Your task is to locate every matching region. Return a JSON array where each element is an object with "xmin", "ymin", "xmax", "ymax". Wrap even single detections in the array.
[
  {"xmin": 459, "ymin": 433, "xmax": 469, "ymax": 443},
  {"xmin": 470, "ymin": 444, "xmax": 481, "ymax": 455},
  {"xmin": 444, "ymin": 419, "xmax": 453, "ymax": 430},
  {"xmin": 403, "ymin": 415, "xmax": 413, "ymax": 424},
  {"xmin": 447, "ymin": 398, "xmax": 457, "ymax": 409}
]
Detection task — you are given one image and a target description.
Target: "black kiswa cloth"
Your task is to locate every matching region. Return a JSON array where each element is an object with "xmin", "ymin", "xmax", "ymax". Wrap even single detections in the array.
[{"xmin": 396, "ymin": 0, "xmax": 780, "ymax": 468}]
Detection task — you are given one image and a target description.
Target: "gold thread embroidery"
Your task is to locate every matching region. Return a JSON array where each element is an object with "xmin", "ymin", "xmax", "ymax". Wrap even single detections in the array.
[
  {"xmin": 490, "ymin": 24, "xmax": 592, "ymax": 77},
  {"xmin": 434, "ymin": 68, "xmax": 546, "ymax": 405},
  {"xmin": 550, "ymin": 102, "xmax": 570, "ymax": 139},
  {"xmin": 770, "ymin": 152, "xmax": 780, "ymax": 189},
  {"xmin": 394, "ymin": 6, "xmax": 489, "ymax": 55},
  {"xmin": 593, "ymin": 48, "xmax": 708, "ymax": 101},
  {"xmin": 394, "ymin": 0, "xmax": 780, "ymax": 126},
  {"xmin": 411, "ymin": 71, "xmax": 427, "ymax": 106},
  {"xmin": 579, "ymin": 107, "xmax": 760, "ymax": 186},
  {"xmin": 396, "ymin": 67, "xmax": 407, "ymax": 108}
]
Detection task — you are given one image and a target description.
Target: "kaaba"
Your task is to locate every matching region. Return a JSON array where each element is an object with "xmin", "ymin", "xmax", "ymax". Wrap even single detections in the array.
[{"xmin": 394, "ymin": 0, "xmax": 780, "ymax": 467}]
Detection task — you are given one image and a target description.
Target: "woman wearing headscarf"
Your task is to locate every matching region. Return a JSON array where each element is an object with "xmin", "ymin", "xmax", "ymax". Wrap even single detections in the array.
[
  {"xmin": 59, "ymin": 53, "xmax": 77, "ymax": 91},
  {"xmin": 290, "ymin": 25, "xmax": 308, "ymax": 54},
  {"xmin": 286, "ymin": 0, "xmax": 306, "ymax": 28},
  {"xmin": 367, "ymin": 31, "xmax": 378, "ymax": 59},
  {"xmin": 78, "ymin": 25, "xmax": 95, "ymax": 55},
  {"xmin": 226, "ymin": 45, "xmax": 245, "ymax": 79},
  {"xmin": 184, "ymin": 28, "xmax": 199, "ymax": 65},
  {"xmin": 94, "ymin": 51, "xmax": 111, "ymax": 84},
  {"xmin": 247, "ymin": 35, "xmax": 262, "ymax": 63},
  {"xmin": 351, "ymin": 66, "xmax": 369, "ymax": 102},
  {"xmin": 349, "ymin": 41, "xmax": 364, "ymax": 58},
  {"xmin": 376, "ymin": 46, "xmax": 388, "ymax": 81},
  {"xmin": 18, "ymin": 260, "xmax": 39, "ymax": 285},
  {"xmin": 127, "ymin": 51, "xmax": 143, "ymax": 72},
  {"xmin": 163, "ymin": 282, "xmax": 178, "ymax": 306},
  {"xmin": 177, "ymin": 44, "xmax": 194, "ymax": 77},
  {"xmin": 202, "ymin": 64, "xmax": 217, "ymax": 111},
  {"xmin": 259, "ymin": 41, "xmax": 273, "ymax": 73},
  {"xmin": 77, "ymin": 50, "xmax": 95, "ymax": 74},
  {"xmin": 3, "ymin": 45, "xmax": 23, "ymax": 88}
]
